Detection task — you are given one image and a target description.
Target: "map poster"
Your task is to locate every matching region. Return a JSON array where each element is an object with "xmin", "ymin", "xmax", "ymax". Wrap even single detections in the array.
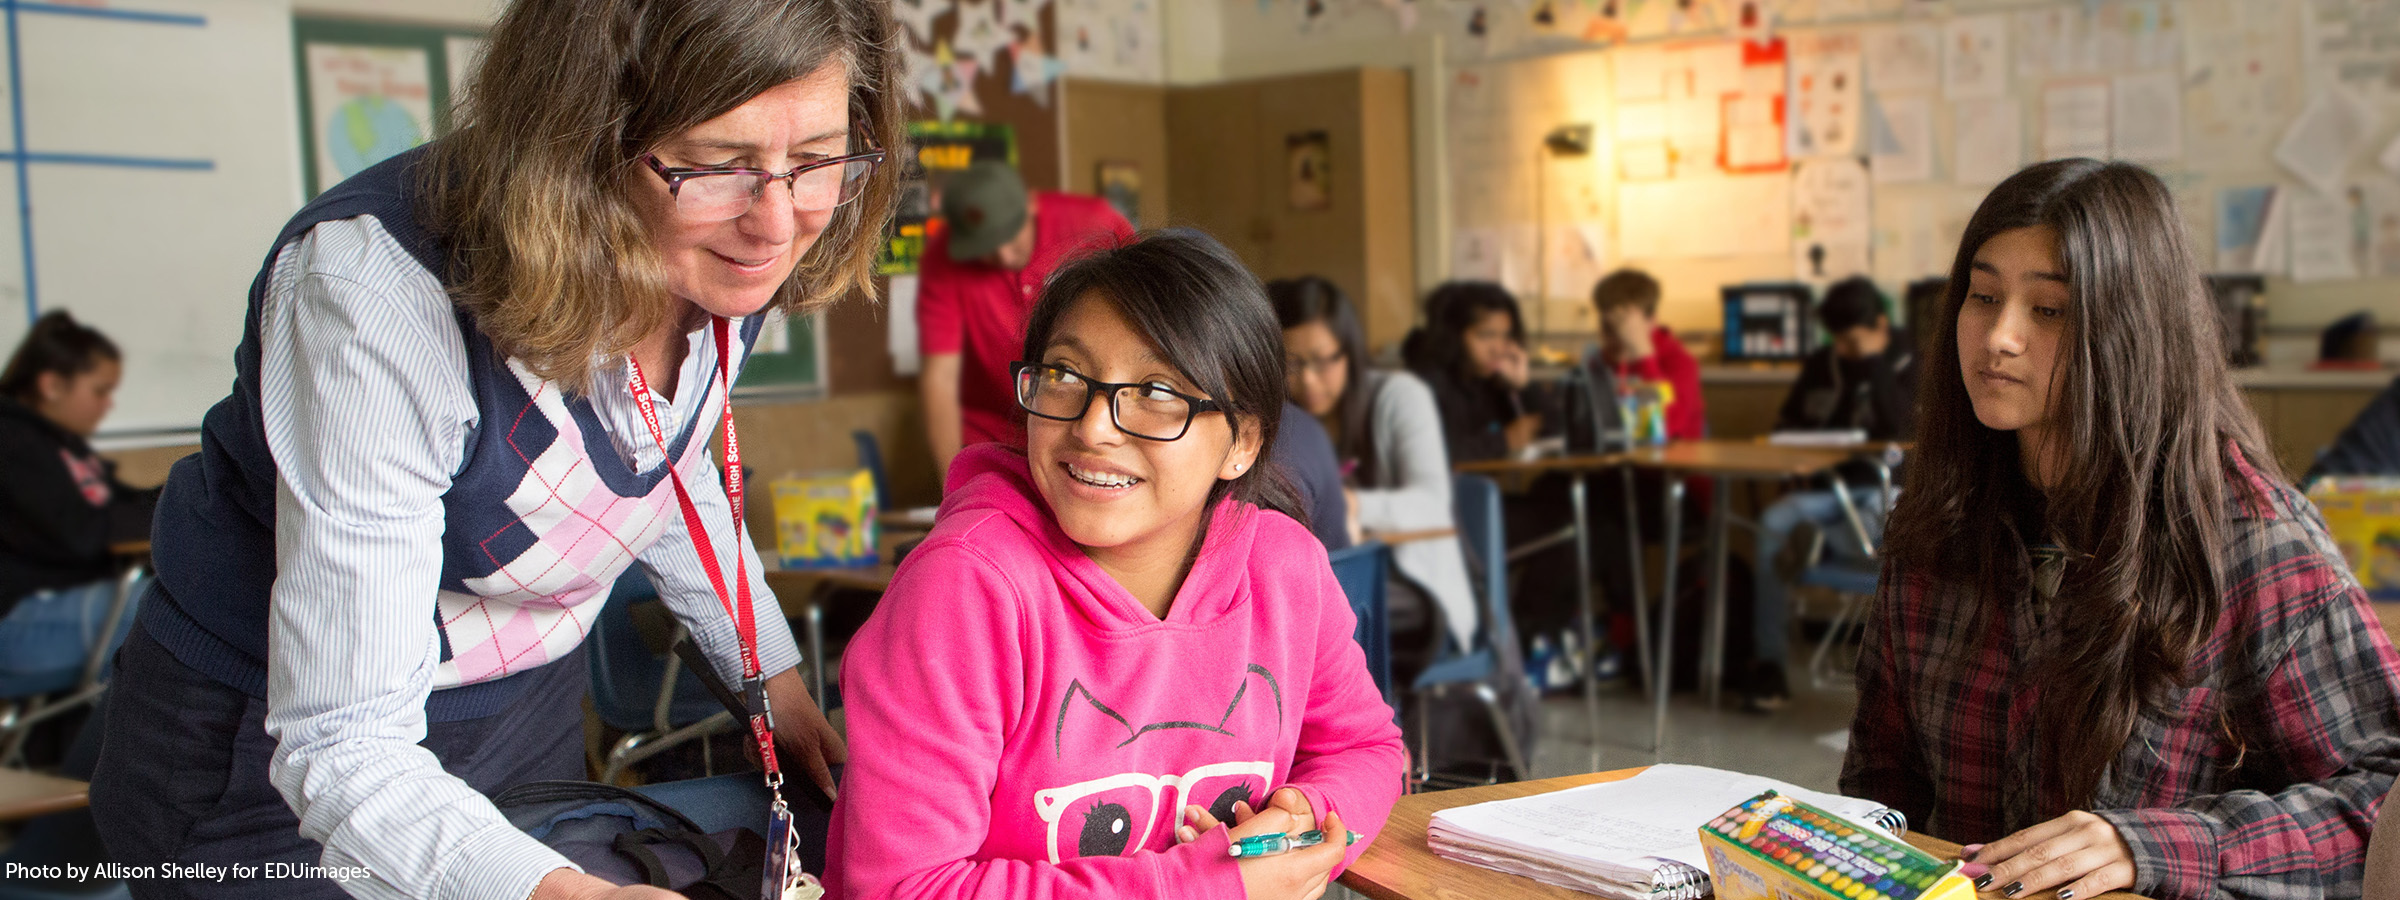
[{"xmin": 304, "ymin": 43, "xmax": 435, "ymax": 195}]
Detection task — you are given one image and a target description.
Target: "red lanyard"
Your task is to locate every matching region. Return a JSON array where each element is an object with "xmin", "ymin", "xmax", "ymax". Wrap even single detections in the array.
[{"xmin": 626, "ymin": 316, "xmax": 780, "ymax": 784}]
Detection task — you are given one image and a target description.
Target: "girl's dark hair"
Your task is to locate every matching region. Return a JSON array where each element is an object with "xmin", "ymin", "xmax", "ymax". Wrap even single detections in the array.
[
  {"xmin": 426, "ymin": 0, "xmax": 903, "ymax": 394},
  {"xmin": 1266, "ymin": 276, "xmax": 1372, "ymax": 465},
  {"xmin": 1418, "ymin": 281, "xmax": 1525, "ymax": 383},
  {"xmin": 1, "ymin": 311, "xmax": 120, "ymax": 403},
  {"xmin": 1020, "ymin": 230, "xmax": 1304, "ymax": 524},
  {"xmin": 1883, "ymin": 158, "xmax": 2277, "ymax": 812}
]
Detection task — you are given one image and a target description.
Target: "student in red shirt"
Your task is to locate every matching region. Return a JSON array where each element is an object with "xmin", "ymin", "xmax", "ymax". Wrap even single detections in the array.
[
  {"xmin": 1591, "ymin": 268, "xmax": 1704, "ymax": 441},
  {"xmin": 917, "ymin": 162, "xmax": 1133, "ymax": 485}
]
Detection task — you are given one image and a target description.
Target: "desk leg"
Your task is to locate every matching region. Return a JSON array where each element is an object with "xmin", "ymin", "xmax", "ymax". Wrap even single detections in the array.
[
  {"xmin": 808, "ymin": 602, "xmax": 827, "ymax": 706},
  {"xmin": 1569, "ymin": 474, "xmax": 1602, "ymax": 770},
  {"xmin": 1703, "ymin": 475, "xmax": 1731, "ymax": 708},
  {"xmin": 1652, "ymin": 476, "xmax": 1686, "ymax": 756},
  {"xmin": 1618, "ymin": 466, "xmax": 1652, "ymax": 723}
]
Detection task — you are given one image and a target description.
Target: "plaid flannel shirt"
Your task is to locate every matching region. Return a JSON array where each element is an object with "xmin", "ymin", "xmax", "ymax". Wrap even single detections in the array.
[{"xmin": 1841, "ymin": 451, "xmax": 2400, "ymax": 900}]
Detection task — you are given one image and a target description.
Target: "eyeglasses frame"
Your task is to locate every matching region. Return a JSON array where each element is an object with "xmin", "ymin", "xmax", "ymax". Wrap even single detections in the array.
[
  {"xmin": 1010, "ymin": 360, "xmax": 1226, "ymax": 442},
  {"xmin": 639, "ymin": 146, "xmax": 888, "ymax": 216}
]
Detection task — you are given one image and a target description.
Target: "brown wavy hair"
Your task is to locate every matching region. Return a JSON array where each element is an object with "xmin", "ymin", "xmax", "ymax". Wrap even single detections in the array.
[
  {"xmin": 424, "ymin": 0, "xmax": 903, "ymax": 393},
  {"xmin": 1883, "ymin": 158, "xmax": 2277, "ymax": 811}
]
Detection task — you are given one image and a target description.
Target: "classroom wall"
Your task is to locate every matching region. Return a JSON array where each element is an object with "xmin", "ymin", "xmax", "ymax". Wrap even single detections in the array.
[
  {"xmin": 1060, "ymin": 79, "xmax": 1172, "ymax": 227},
  {"xmin": 1210, "ymin": 0, "xmax": 2400, "ymax": 350}
]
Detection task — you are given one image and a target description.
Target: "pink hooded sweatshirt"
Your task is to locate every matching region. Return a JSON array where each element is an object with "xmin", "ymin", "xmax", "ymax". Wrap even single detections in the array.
[{"xmin": 828, "ymin": 444, "xmax": 1407, "ymax": 899}]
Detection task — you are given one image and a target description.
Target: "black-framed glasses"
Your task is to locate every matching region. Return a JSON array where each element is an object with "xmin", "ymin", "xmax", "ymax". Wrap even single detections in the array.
[
  {"xmin": 1012, "ymin": 361, "xmax": 1224, "ymax": 442},
  {"xmin": 641, "ymin": 147, "xmax": 885, "ymax": 220}
]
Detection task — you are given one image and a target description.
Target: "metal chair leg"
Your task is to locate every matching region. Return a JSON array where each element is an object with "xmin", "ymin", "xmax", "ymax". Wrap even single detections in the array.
[{"xmin": 1471, "ymin": 683, "xmax": 1530, "ymax": 782}]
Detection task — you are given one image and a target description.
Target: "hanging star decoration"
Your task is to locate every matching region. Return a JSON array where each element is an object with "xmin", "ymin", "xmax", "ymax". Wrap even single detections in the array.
[
  {"xmin": 915, "ymin": 40, "xmax": 983, "ymax": 122},
  {"xmin": 998, "ymin": 0, "xmax": 1047, "ymax": 32},
  {"xmin": 1009, "ymin": 37, "xmax": 1070, "ymax": 104},
  {"xmin": 891, "ymin": 0, "xmax": 948, "ymax": 45},
  {"xmin": 902, "ymin": 43, "xmax": 940, "ymax": 108},
  {"xmin": 949, "ymin": 0, "xmax": 1014, "ymax": 72}
]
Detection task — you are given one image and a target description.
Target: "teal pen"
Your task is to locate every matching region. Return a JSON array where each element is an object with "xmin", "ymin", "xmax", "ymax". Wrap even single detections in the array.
[{"xmin": 1227, "ymin": 830, "xmax": 1358, "ymax": 858}]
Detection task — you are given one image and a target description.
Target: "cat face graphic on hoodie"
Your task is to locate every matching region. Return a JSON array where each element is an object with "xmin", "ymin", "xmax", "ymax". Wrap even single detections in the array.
[{"xmin": 1030, "ymin": 664, "xmax": 1285, "ymax": 864}]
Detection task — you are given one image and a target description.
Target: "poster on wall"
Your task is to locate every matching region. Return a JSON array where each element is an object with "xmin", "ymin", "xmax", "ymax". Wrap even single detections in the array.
[
  {"xmin": 1792, "ymin": 157, "xmax": 1871, "ymax": 282},
  {"xmin": 878, "ymin": 120, "xmax": 1017, "ymax": 275},
  {"xmin": 1097, "ymin": 161, "xmax": 1141, "ymax": 226},
  {"xmin": 1722, "ymin": 38, "xmax": 1790, "ymax": 172},
  {"xmin": 1787, "ymin": 32, "xmax": 1862, "ymax": 159},
  {"xmin": 303, "ymin": 43, "xmax": 434, "ymax": 195},
  {"xmin": 1288, "ymin": 131, "xmax": 1332, "ymax": 211}
]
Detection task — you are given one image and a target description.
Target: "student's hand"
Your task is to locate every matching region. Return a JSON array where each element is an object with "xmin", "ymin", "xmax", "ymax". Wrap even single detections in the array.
[
  {"xmin": 1504, "ymin": 414, "xmax": 1542, "ymax": 455},
  {"xmin": 1174, "ymin": 788, "xmax": 1314, "ymax": 844},
  {"xmin": 763, "ymin": 668, "xmax": 846, "ymax": 800},
  {"xmin": 1494, "ymin": 341, "xmax": 1532, "ymax": 389},
  {"xmin": 1236, "ymin": 808, "xmax": 1349, "ymax": 900},
  {"xmin": 1343, "ymin": 489, "xmax": 1364, "ymax": 547},
  {"xmin": 1965, "ymin": 811, "xmax": 2135, "ymax": 900},
  {"xmin": 1604, "ymin": 312, "xmax": 1654, "ymax": 362}
]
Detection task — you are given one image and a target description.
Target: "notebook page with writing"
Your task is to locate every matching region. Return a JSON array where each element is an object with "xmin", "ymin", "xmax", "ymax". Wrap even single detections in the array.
[{"xmin": 1428, "ymin": 765, "xmax": 1907, "ymax": 899}]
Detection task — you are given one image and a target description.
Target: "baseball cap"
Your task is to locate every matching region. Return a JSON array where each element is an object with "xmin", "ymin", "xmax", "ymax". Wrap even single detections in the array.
[{"xmin": 941, "ymin": 161, "xmax": 1030, "ymax": 262}]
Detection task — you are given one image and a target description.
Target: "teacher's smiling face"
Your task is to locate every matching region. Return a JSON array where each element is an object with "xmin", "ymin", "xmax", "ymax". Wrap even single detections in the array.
[{"xmin": 632, "ymin": 61, "xmax": 855, "ymax": 319}]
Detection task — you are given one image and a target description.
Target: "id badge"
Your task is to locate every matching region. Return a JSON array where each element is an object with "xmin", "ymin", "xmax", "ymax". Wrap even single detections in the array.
[{"xmin": 765, "ymin": 799, "xmax": 823, "ymax": 900}]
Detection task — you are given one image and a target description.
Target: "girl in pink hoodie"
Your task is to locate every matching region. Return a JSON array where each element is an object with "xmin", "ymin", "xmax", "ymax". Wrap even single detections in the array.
[{"xmin": 830, "ymin": 231, "xmax": 1408, "ymax": 900}]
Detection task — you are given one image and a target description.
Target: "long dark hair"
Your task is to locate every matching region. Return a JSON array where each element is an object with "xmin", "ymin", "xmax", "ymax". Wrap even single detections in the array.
[
  {"xmin": 1, "ymin": 310, "xmax": 120, "ymax": 404},
  {"xmin": 1883, "ymin": 158, "xmax": 2276, "ymax": 811},
  {"xmin": 1021, "ymin": 230, "xmax": 1304, "ymax": 524},
  {"xmin": 1266, "ymin": 276, "xmax": 1372, "ymax": 465},
  {"xmin": 426, "ymin": 0, "xmax": 903, "ymax": 393},
  {"xmin": 1418, "ymin": 281, "xmax": 1525, "ymax": 385}
]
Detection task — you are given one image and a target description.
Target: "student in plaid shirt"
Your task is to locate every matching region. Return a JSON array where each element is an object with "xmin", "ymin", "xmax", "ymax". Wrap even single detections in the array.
[{"xmin": 1842, "ymin": 158, "xmax": 2400, "ymax": 900}]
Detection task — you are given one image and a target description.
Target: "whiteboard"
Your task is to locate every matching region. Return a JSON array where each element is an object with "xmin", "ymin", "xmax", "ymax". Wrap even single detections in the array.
[{"xmin": 0, "ymin": 0, "xmax": 302, "ymax": 438}]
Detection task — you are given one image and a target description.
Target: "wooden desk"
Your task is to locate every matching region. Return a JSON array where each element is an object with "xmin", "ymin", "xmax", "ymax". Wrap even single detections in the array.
[
  {"xmin": 1342, "ymin": 769, "xmax": 2147, "ymax": 900},
  {"xmin": 0, "ymin": 768, "xmax": 88, "ymax": 821},
  {"xmin": 1365, "ymin": 527, "xmax": 1458, "ymax": 546}
]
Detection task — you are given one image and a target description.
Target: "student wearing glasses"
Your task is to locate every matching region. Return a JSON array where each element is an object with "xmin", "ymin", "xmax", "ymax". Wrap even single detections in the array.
[
  {"xmin": 89, "ymin": 0, "xmax": 896, "ymax": 897},
  {"xmin": 833, "ymin": 232, "xmax": 1405, "ymax": 900}
]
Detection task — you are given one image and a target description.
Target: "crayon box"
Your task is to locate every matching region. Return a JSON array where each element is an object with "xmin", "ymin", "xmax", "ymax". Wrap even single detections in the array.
[
  {"xmin": 1699, "ymin": 792, "xmax": 1973, "ymax": 900},
  {"xmin": 769, "ymin": 469, "xmax": 879, "ymax": 568},
  {"xmin": 2307, "ymin": 477, "xmax": 2400, "ymax": 601}
]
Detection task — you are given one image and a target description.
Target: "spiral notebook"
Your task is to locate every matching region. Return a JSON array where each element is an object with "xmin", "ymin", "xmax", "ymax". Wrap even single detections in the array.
[{"xmin": 1426, "ymin": 765, "xmax": 1909, "ymax": 900}]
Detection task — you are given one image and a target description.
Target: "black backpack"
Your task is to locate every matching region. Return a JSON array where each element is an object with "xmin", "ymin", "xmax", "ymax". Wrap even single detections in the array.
[{"xmin": 495, "ymin": 780, "xmax": 767, "ymax": 899}]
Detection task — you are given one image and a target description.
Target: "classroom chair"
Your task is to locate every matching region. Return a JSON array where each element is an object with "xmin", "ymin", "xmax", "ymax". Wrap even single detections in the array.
[
  {"xmin": 0, "ymin": 565, "xmax": 145, "ymax": 769},
  {"xmin": 590, "ymin": 572, "xmax": 739, "ymax": 784},
  {"xmin": 851, "ymin": 429, "xmax": 893, "ymax": 513},
  {"xmin": 1326, "ymin": 541, "xmax": 1394, "ymax": 714},
  {"xmin": 1790, "ymin": 496, "xmax": 1884, "ymax": 692},
  {"xmin": 1410, "ymin": 474, "xmax": 1532, "ymax": 789}
]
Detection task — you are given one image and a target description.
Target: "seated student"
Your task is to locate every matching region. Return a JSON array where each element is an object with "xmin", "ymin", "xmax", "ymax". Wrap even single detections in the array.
[
  {"xmin": 832, "ymin": 232, "xmax": 1406, "ymax": 900},
  {"xmin": 1745, "ymin": 276, "xmax": 1917, "ymax": 712},
  {"xmin": 1842, "ymin": 159, "xmax": 2400, "ymax": 900},
  {"xmin": 0, "ymin": 310, "xmax": 157, "ymax": 676},
  {"xmin": 1277, "ymin": 399, "xmax": 1350, "ymax": 550},
  {"xmin": 1591, "ymin": 269, "xmax": 1703, "ymax": 442},
  {"xmin": 2305, "ymin": 373, "xmax": 2400, "ymax": 485},
  {"xmin": 1270, "ymin": 275, "xmax": 1480, "ymax": 667},
  {"xmin": 1410, "ymin": 281, "xmax": 1545, "ymax": 463}
]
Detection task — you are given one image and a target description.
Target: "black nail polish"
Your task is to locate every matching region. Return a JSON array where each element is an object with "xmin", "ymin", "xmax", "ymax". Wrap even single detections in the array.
[
  {"xmin": 1974, "ymin": 875, "xmax": 1993, "ymax": 890},
  {"xmin": 2002, "ymin": 882, "xmax": 2023, "ymax": 897},
  {"xmin": 2059, "ymin": 890, "xmax": 2075, "ymax": 900}
]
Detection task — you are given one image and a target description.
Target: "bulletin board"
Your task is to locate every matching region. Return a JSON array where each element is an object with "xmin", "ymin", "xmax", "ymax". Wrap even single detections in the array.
[
  {"xmin": 1439, "ymin": 0, "xmax": 2400, "ymax": 342},
  {"xmin": 291, "ymin": 17, "xmax": 483, "ymax": 198}
]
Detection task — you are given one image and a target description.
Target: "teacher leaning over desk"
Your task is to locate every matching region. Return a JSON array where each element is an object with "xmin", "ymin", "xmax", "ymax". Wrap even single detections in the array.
[{"xmin": 88, "ymin": 0, "xmax": 900, "ymax": 897}]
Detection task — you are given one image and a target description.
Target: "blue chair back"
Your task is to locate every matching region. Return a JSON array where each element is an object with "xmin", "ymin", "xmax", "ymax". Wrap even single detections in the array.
[
  {"xmin": 1451, "ymin": 474, "xmax": 1517, "ymax": 656},
  {"xmin": 1326, "ymin": 541, "xmax": 1393, "ymax": 710},
  {"xmin": 852, "ymin": 429, "xmax": 892, "ymax": 513},
  {"xmin": 588, "ymin": 570, "xmax": 726, "ymax": 733}
]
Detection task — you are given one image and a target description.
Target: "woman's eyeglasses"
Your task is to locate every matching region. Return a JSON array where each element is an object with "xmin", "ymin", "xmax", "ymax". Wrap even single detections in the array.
[
  {"xmin": 641, "ymin": 147, "xmax": 884, "ymax": 220},
  {"xmin": 1012, "ymin": 361, "xmax": 1222, "ymax": 442}
]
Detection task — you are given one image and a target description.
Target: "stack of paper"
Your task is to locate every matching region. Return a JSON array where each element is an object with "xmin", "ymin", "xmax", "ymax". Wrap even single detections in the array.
[
  {"xmin": 1767, "ymin": 429, "xmax": 1872, "ymax": 447},
  {"xmin": 1427, "ymin": 765, "xmax": 1906, "ymax": 900}
]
